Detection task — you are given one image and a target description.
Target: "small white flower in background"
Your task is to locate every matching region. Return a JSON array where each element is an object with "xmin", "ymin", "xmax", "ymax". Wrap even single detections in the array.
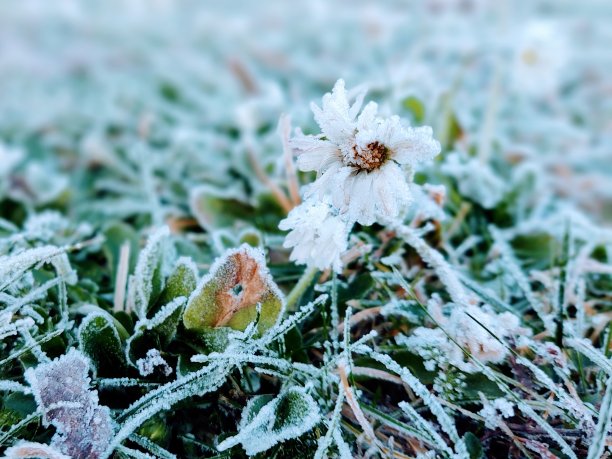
[
  {"xmin": 278, "ymin": 198, "xmax": 349, "ymax": 272},
  {"xmin": 512, "ymin": 21, "xmax": 568, "ymax": 97},
  {"xmin": 292, "ymin": 79, "xmax": 440, "ymax": 226}
]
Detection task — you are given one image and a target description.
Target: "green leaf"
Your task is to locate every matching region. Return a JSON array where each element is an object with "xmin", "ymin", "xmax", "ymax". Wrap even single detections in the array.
[
  {"xmin": 464, "ymin": 432, "xmax": 484, "ymax": 459},
  {"xmin": 78, "ymin": 312, "xmax": 127, "ymax": 376},
  {"xmin": 190, "ymin": 185, "xmax": 255, "ymax": 231},
  {"xmin": 183, "ymin": 244, "xmax": 284, "ymax": 337},
  {"xmin": 151, "ymin": 257, "xmax": 198, "ymax": 315},
  {"xmin": 127, "ymin": 296, "xmax": 187, "ymax": 365},
  {"xmin": 402, "ymin": 96, "xmax": 426, "ymax": 123},
  {"xmin": 217, "ymin": 387, "xmax": 320, "ymax": 456},
  {"xmin": 129, "ymin": 226, "xmax": 172, "ymax": 318}
]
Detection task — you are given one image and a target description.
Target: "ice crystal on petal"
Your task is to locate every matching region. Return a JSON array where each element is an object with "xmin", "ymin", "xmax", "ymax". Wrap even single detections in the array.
[
  {"xmin": 292, "ymin": 79, "xmax": 440, "ymax": 225},
  {"xmin": 24, "ymin": 348, "xmax": 113, "ymax": 459},
  {"xmin": 279, "ymin": 199, "xmax": 349, "ymax": 272}
]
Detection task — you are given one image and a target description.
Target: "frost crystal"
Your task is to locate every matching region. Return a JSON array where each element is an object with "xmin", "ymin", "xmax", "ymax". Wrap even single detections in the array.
[
  {"xmin": 292, "ymin": 79, "xmax": 440, "ymax": 225},
  {"xmin": 401, "ymin": 300, "xmax": 527, "ymax": 373},
  {"xmin": 24, "ymin": 348, "xmax": 113, "ymax": 459},
  {"xmin": 136, "ymin": 348, "xmax": 173, "ymax": 377},
  {"xmin": 279, "ymin": 198, "xmax": 349, "ymax": 272},
  {"xmin": 479, "ymin": 398, "xmax": 515, "ymax": 429}
]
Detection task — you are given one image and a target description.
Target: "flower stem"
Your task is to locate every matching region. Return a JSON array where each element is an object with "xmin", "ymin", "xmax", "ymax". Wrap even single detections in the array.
[{"xmin": 286, "ymin": 266, "xmax": 318, "ymax": 311}]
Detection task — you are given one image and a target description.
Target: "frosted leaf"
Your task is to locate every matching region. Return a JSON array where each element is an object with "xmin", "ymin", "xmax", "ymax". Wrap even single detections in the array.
[
  {"xmin": 410, "ymin": 183, "xmax": 447, "ymax": 222},
  {"xmin": 183, "ymin": 244, "xmax": 285, "ymax": 335},
  {"xmin": 0, "ymin": 143, "xmax": 24, "ymax": 181},
  {"xmin": 152, "ymin": 257, "xmax": 198, "ymax": 314},
  {"xmin": 217, "ymin": 387, "xmax": 321, "ymax": 456},
  {"xmin": 78, "ymin": 312, "xmax": 127, "ymax": 376},
  {"xmin": 0, "ymin": 245, "xmax": 66, "ymax": 291},
  {"xmin": 3, "ymin": 441, "xmax": 70, "ymax": 459},
  {"xmin": 127, "ymin": 226, "xmax": 171, "ymax": 318},
  {"xmin": 126, "ymin": 296, "xmax": 186, "ymax": 365},
  {"xmin": 18, "ymin": 162, "xmax": 69, "ymax": 205},
  {"xmin": 189, "ymin": 185, "xmax": 254, "ymax": 232},
  {"xmin": 24, "ymin": 348, "xmax": 113, "ymax": 459},
  {"xmin": 136, "ymin": 348, "xmax": 173, "ymax": 377},
  {"xmin": 22, "ymin": 211, "xmax": 70, "ymax": 242},
  {"xmin": 0, "ymin": 380, "xmax": 31, "ymax": 393},
  {"xmin": 49, "ymin": 253, "xmax": 77, "ymax": 286}
]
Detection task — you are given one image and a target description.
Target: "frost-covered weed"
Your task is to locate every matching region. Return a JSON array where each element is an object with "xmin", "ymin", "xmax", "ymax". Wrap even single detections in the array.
[
  {"xmin": 25, "ymin": 349, "xmax": 113, "ymax": 459},
  {"xmin": 0, "ymin": 0, "xmax": 611, "ymax": 458}
]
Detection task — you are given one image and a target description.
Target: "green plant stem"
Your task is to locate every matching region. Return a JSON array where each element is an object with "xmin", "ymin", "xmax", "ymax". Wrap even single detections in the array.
[{"xmin": 286, "ymin": 266, "xmax": 318, "ymax": 311}]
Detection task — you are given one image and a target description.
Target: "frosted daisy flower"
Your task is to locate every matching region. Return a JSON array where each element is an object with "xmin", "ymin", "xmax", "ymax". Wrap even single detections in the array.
[
  {"xmin": 512, "ymin": 21, "xmax": 568, "ymax": 97},
  {"xmin": 278, "ymin": 199, "xmax": 349, "ymax": 272},
  {"xmin": 292, "ymin": 79, "xmax": 440, "ymax": 226}
]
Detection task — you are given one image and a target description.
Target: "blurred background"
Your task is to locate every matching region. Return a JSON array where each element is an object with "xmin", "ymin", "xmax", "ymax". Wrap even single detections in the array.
[{"xmin": 0, "ymin": 0, "xmax": 611, "ymax": 226}]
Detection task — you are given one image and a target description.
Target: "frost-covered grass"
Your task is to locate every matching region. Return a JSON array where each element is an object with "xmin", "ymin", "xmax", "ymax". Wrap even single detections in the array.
[{"xmin": 1, "ymin": 1, "xmax": 612, "ymax": 458}]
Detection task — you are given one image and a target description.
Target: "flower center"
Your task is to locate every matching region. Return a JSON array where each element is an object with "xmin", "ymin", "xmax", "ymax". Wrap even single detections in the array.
[{"xmin": 346, "ymin": 141, "xmax": 389, "ymax": 171}]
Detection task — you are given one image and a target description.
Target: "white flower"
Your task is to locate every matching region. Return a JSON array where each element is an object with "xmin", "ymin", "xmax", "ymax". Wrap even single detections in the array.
[
  {"xmin": 292, "ymin": 79, "xmax": 440, "ymax": 226},
  {"xmin": 278, "ymin": 199, "xmax": 349, "ymax": 272},
  {"xmin": 512, "ymin": 21, "xmax": 568, "ymax": 97}
]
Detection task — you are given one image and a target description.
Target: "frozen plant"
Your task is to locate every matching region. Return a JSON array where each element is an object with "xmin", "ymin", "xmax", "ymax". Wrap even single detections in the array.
[
  {"xmin": 278, "ymin": 198, "xmax": 349, "ymax": 272},
  {"xmin": 441, "ymin": 151, "xmax": 506, "ymax": 209},
  {"xmin": 24, "ymin": 348, "xmax": 113, "ymax": 459},
  {"xmin": 217, "ymin": 387, "xmax": 321, "ymax": 455},
  {"xmin": 136, "ymin": 348, "xmax": 173, "ymax": 377},
  {"xmin": 400, "ymin": 299, "xmax": 528, "ymax": 373},
  {"xmin": 478, "ymin": 397, "xmax": 515, "ymax": 429},
  {"xmin": 291, "ymin": 78, "xmax": 441, "ymax": 225},
  {"xmin": 183, "ymin": 243, "xmax": 285, "ymax": 334}
]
